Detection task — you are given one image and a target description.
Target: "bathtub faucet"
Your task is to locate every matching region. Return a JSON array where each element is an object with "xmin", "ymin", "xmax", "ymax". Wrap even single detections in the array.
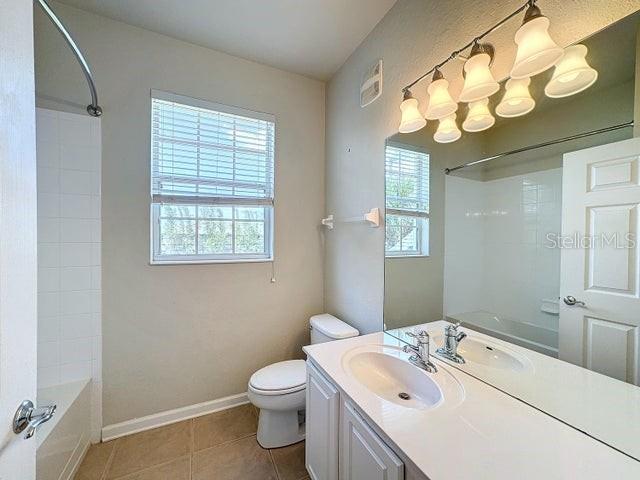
[{"xmin": 436, "ymin": 323, "xmax": 467, "ymax": 364}]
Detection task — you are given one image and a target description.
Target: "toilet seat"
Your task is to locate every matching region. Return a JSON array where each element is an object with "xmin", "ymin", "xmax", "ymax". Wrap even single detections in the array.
[{"xmin": 249, "ymin": 360, "xmax": 306, "ymax": 396}]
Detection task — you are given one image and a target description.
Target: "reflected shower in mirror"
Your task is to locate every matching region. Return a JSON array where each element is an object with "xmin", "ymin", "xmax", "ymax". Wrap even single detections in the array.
[{"xmin": 384, "ymin": 10, "xmax": 640, "ymax": 461}]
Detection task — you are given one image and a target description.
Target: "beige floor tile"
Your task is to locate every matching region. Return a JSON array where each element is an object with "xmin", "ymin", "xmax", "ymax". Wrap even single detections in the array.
[
  {"xmin": 109, "ymin": 456, "xmax": 190, "ymax": 480},
  {"xmin": 270, "ymin": 441, "xmax": 307, "ymax": 480},
  {"xmin": 75, "ymin": 441, "xmax": 116, "ymax": 480},
  {"xmin": 192, "ymin": 435, "xmax": 277, "ymax": 480},
  {"xmin": 105, "ymin": 421, "xmax": 191, "ymax": 479},
  {"xmin": 193, "ymin": 403, "xmax": 258, "ymax": 451}
]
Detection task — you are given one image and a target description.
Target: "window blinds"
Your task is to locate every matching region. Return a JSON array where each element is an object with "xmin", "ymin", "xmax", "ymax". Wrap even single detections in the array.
[
  {"xmin": 385, "ymin": 145, "xmax": 429, "ymax": 217},
  {"xmin": 151, "ymin": 91, "xmax": 275, "ymax": 206}
]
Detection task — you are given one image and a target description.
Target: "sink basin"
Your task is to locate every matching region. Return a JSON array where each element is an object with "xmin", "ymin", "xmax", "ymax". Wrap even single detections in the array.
[
  {"xmin": 433, "ymin": 335, "xmax": 528, "ymax": 372},
  {"xmin": 341, "ymin": 345, "xmax": 465, "ymax": 410},
  {"xmin": 346, "ymin": 351, "xmax": 443, "ymax": 409}
]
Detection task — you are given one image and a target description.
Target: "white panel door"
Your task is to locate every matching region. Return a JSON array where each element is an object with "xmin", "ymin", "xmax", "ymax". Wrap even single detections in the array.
[
  {"xmin": 306, "ymin": 362, "xmax": 340, "ymax": 480},
  {"xmin": 340, "ymin": 400, "xmax": 403, "ymax": 480},
  {"xmin": 560, "ymin": 137, "xmax": 640, "ymax": 385},
  {"xmin": 0, "ymin": 0, "xmax": 39, "ymax": 477}
]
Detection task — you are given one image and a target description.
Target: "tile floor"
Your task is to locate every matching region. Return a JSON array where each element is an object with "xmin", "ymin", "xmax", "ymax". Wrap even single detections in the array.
[{"xmin": 74, "ymin": 404, "xmax": 309, "ymax": 480}]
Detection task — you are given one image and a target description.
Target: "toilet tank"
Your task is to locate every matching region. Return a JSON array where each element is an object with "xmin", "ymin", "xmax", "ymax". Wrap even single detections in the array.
[{"xmin": 310, "ymin": 314, "xmax": 359, "ymax": 344}]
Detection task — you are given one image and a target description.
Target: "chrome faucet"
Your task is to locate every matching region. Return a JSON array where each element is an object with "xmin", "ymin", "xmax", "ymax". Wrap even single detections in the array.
[
  {"xmin": 403, "ymin": 330, "xmax": 437, "ymax": 373},
  {"xmin": 436, "ymin": 323, "xmax": 467, "ymax": 364}
]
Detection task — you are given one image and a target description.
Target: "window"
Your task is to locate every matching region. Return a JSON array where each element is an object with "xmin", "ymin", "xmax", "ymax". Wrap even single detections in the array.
[
  {"xmin": 384, "ymin": 144, "xmax": 430, "ymax": 257},
  {"xmin": 150, "ymin": 91, "xmax": 275, "ymax": 263}
]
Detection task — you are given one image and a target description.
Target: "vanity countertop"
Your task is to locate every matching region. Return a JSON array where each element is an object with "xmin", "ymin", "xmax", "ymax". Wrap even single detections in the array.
[
  {"xmin": 389, "ymin": 320, "xmax": 640, "ymax": 461},
  {"xmin": 304, "ymin": 332, "xmax": 640, "ymax": 480}
]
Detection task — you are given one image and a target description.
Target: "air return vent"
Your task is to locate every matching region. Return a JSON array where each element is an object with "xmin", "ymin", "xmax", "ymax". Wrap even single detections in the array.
[{"xmin": 360, "ymin": 59, "xmax": 383, "ymax": 108}]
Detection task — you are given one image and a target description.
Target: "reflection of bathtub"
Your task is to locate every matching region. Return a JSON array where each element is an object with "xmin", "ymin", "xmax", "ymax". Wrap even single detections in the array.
[
  {"xmin": 446, "ymin": 310, "xmax": 559, "ymax": 358},
  {"xmin": 37, "ymin": 380, "xmax": 92, "ymax": 480}
]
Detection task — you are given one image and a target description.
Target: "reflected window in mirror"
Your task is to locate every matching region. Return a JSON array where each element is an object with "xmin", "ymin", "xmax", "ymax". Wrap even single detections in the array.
[{"xmin": 384, "ymin": 144, "xmax": 430, "ymax": 257}]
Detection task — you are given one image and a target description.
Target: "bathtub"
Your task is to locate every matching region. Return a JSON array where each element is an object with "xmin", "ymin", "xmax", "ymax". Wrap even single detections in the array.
[
  {"xmin": 446, "ymin": 310, "xmax": 559, "ymax": 358},
  {"xmin": 36, "ymin": 380, "xmax": 92, "ymax": 480}
]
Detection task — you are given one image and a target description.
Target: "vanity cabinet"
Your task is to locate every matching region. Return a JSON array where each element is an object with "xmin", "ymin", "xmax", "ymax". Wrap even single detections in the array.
[
  {"xmin": 306, "ymin": 361, "xmax": 409, "ymax": 480},
  {"xmin": 306, "ymin": 361, "xmax": 340, "ymax": 480},
  {"xmin": 340, "ymin": 400, "xmax": 404, "ymax": 480}
]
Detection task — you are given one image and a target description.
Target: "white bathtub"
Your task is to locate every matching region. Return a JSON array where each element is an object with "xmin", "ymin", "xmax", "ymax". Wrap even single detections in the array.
[
  {"xmin": 446, "ymin": 310, "xmax": 559, "ymax": 358},
  {"xmin": 36, "ymin": 380, "xmax": 92, "ymax": 480}
]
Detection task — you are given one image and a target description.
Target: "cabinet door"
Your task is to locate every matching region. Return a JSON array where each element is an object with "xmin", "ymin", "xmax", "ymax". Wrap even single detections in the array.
[
  {"xmin": 341, "ymin": 401, "xmax": 404, "ymax": 480},
  {"xmin": 306, "ymin": 361, "xmax": 340, "ymax": 480}
]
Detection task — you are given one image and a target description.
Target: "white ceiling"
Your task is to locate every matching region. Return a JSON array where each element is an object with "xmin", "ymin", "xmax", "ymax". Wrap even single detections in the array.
[{"xmin": 56, "ymin": 0, "xmax": 397, "ymax": 80}]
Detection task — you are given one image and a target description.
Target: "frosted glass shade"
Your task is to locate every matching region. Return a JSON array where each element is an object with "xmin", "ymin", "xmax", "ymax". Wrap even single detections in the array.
[
  {"xmin": 496, "ymin": 78, "xmax": 535, "ymax": 118},
  {"xmin": 462, "ymin": 99, "xmax": 495, "ymax": 132},
  {"xmin": 398, "ymin": 96, "xmax": 426, "ymax": 133},
  {"xmin": 426, "ymin": 78, "xmax": 458, "ymax": 120},
  {"xmin": 545, "ymin": 44, "xmax": 598, "ymax": 98},
  {"xmin": 434, "ymin": 114, "xmax": 461, "ymax": 143},
  {"xmin": 460, "ymin": 53, "xmax": 500, "ymax": 103},
  {"xmin": 511, "ymin": 16, "xmax": 563, "ymax": 79}
]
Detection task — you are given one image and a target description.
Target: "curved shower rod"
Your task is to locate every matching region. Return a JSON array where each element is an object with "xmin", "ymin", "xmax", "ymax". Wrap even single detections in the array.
[{"xmin": 36, "ymin": 0, "xmax": 102, "ymax": 116}]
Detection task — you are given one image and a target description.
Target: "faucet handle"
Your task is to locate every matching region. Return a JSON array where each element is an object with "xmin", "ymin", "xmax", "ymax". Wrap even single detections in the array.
[
  {"xmin": 406, "ymin": 330, "xmax": 429, "ymax": 343},
  {"xmin": 445, "ymin": 322, "xmax": 461, "ymax": 334}
]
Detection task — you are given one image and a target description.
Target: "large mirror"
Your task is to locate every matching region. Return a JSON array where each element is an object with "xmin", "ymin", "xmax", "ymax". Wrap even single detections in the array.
[{"xmin": 384, "ymin": 11, "xmax": 640, "ymax": 460}]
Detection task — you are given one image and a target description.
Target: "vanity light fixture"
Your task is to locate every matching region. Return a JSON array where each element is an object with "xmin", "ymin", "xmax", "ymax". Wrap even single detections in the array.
[
  {"xmin": 398, "ymin": 0, "xmax": 580, "ymax": 139},
  {"xmin": 496, "ymin": 78, "xmax": 535, "ymax": 117},
  {"xmin": 510, "ymin": 2, "xmax": 563, "ymax": 79},
  {"xmin": 544, "ymin": 44, "xmax": 598, "ymax": 98},
  {"xmin": 459, "ymin": 43, "xmax": 500, "ymax": 103},
  {"xmin": 462, "ymin": 99, "xmax": 495, "ymax": 132},
  {"xmin": 434, "ymin": 114, "xmax": 461, "ymax": 143},
  {"xmin": 425, "ymin": 70, "xmax": 458, "ymax": 120},
  {"xmin": 398, "ymin": 90, "xmax": 427, "ymax": 133}
]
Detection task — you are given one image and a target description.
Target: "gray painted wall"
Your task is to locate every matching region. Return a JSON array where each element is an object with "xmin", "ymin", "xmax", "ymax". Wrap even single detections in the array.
[
  {"xmin": 35, "ymin": 2, "xmax": 326, "ymax": 425},
  {"xmin": 325, "ymin": 0, "xmax": 640, "ymax": 335}
]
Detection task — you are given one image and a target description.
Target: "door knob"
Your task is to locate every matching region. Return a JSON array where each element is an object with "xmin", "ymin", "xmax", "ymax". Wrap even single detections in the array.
[
  {"xmin": 563, "ymin": 295, "xmax": 586, "ymax": 307},
  {"xmin": 13, "ymin": 400, "xmax": 56, "ymax": 439}
]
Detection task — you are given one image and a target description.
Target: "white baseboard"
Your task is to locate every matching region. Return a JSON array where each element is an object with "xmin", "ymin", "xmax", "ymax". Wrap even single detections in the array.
[{"xmin": 101, "ymin": 392, "xmax": 249, "ymax": 441}]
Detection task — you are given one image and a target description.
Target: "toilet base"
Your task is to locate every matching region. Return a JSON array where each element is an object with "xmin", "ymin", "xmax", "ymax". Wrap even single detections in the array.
[{"xmin": 256, "ymin": 408, "xmax": 306, "ymax": 449}]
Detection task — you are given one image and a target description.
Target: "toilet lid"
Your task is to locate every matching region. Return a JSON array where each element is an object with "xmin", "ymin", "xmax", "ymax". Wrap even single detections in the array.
[{"xmin": 249, "ymin": 360, "xmax": 306, "ymax": 392}]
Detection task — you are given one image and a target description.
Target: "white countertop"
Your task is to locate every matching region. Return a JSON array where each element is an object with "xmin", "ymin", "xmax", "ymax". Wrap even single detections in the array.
[
  {"xmin": 304, "ymin": 332, "xmax": 640, "ymax": 480},
  {"xmin": 389, "ymin": 320, "xmax": 640, "ymax": 461}
]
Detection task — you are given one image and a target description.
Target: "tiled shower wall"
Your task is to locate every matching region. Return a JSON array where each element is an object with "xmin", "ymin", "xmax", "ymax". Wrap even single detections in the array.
[
  {"xmin": 444, "ymin": 168, "xmax": 562, "ymax": 331},
  {"xmin": 36, "ymin": 108, "xmax": 102, "ymax": 426}
]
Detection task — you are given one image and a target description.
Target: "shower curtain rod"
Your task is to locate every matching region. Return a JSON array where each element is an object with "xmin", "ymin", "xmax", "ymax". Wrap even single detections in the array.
[
  {"xmin": 444, "ymin": 121, "xmax": 634, "ymax": 175},
  {"xmin": 36, "ymin": 0, "xmax": 102, "ymax": 117}
]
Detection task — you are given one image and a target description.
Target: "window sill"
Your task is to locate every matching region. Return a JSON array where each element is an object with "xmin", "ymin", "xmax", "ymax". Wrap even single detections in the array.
[
  {"xmin": 385, "ymin": 254, "xmax": 430, "ymax": 259},
  {"xmin": 150, "ymin": 257, "xmax": 273, "ymax": 266}
]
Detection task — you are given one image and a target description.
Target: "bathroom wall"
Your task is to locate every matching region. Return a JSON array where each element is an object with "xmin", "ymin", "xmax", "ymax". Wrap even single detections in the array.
[
  {"xmin": 36, "ymin": 108, "xmax": 102, "ymax": 438},
  {"xmin": 325, "ymin": 0, "xmax": 639, "ymax": 334},
  {"xmin": 444, "ymin": 169, "xmax": 562, "ymax": 332},
  {"xmin": 34, "ymin": 2, "xmax": 325, "ymax": 426}
]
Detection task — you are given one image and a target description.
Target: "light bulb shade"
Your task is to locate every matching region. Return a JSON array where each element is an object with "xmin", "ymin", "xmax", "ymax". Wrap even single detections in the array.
[
  {"xmin": 544, "ymin": 44, "xmax": 598, "ymax": 98},
  {"xmin": 425, "ymin": 78, "xmax": 458, "ymax": 120},
  {"xmin": 511, "ymin": 16, "xmax": 563, "ymax": 79},
  {"xmin": 398, "ymin": 96, "xmax": 426, "ymax": 133},
  {"xmin": 459, "ymin": 53, "xmax": 500, "ymax": 103},
  {"xmin": 496, "ymin": 78, "xmax": 536, "ymax": 118},
  {"xmin": 434, "ymin": 114, "xmax": 461, "ymax": 143},
  {"xmin": 462, "ymin": 98, "xmax": 495, "ymax": 132}
]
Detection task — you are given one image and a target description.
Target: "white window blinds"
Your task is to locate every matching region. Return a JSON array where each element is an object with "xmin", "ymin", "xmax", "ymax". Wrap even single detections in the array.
[
  {"xmin": 151, "ymin": 91, "xmax": 275, "ymax": 206},
  {"xmin": 384, "ymin": 145, "xmax": 429, "ymax": 216},
  {"xmin": 150, "ymin": 91, "xmax": 275, "ymax": 263}
]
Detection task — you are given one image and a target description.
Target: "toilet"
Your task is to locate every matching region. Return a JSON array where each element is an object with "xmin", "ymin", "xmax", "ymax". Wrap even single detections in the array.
[{"xmin": 248, "ymin": 314, "xmax": 359, "ymax": 448}]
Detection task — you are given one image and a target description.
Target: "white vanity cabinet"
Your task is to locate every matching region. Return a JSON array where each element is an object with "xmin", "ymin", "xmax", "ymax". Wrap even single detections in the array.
[
  {"xmin": 306, "ymin": 361, "xmax": 340, "ymax": 480},
  {"xmin": 306, "ymin": 361, "xmax": 408, "ymax": 480},
  {"xmin": 340, "ymin": 400, "xmax": 404, "ymax": 480}
]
